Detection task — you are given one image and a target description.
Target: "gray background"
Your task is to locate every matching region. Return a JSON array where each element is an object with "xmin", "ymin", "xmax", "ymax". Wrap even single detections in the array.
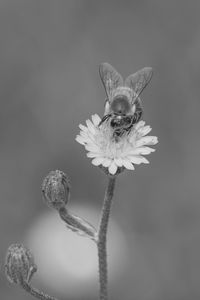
[{"xmin": 1, "ymin": 1, "xmax": 200, "ymax": 299}]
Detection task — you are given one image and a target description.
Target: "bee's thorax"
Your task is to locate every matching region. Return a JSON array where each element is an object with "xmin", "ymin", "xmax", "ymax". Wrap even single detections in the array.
[{"xmin": 110, "ymin": 95, "xmax": 131, "ymax": 115}]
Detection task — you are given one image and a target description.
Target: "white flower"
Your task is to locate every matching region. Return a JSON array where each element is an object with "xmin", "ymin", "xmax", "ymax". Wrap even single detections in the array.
[{"xmin": 76, "ymin": 114, "xmax": 158, "ymax": 175}]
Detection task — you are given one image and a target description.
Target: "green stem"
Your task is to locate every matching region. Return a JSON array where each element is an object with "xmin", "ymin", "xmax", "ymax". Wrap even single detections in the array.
[
  {"xmin": 97, "ymin": 176, "xmax": 116, "ymax": 300},
  {"xmin": 21, "ymin": 281, "xmax": 59, "ymax": 300}
]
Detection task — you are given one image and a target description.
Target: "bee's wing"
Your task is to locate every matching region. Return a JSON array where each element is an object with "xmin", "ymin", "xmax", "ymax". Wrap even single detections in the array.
[
  {"xmin": 125, "ymin": 67, "xmax": 153, "ymax": 101},
  {"xmin": 99, "ymin": 63, "xmax": 123, "ymax": 98}
]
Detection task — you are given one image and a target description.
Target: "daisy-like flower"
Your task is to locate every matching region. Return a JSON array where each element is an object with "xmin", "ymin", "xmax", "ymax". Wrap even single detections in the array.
[{"xmin": 76, "ymin": 114, "xmax": 158, "ymax": 175}]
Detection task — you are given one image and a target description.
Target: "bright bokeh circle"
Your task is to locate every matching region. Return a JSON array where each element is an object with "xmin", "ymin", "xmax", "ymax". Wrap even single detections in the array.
[{"xmin": 26, "ymin": 204, "xmax": 129, "ymax": 298}]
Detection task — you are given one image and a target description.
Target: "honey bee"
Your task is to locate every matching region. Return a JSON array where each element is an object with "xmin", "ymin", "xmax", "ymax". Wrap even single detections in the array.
[{"xmin": 99, "ymin": 62, "xmax": 153, "ymax": 140}]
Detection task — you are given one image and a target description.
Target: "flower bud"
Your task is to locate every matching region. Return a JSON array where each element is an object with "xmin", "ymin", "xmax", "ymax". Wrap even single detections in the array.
[
  {"xmin": 5, "ymin": 244, "xmax": 37, "ymax": 284},
  {"xmin": 42, "ymin": 170, "xmax": 71, "ymax": 210}
]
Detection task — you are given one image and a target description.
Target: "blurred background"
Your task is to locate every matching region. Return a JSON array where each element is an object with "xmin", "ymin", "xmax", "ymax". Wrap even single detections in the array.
[{"xmin": 1, "ymin": 0, "xmax": 200, "ymax": 299}]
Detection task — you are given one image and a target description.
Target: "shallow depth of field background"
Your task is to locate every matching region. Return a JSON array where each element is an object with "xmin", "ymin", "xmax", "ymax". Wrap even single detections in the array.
[{"xmin": 1, "ymin": 1, "xmax": 200, "ymax": 300}]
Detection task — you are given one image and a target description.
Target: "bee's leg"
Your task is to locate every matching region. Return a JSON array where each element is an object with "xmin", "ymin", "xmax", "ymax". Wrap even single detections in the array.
[
  {"xmin": 133, "ymin": 99, "xmax": 143, "ymax": 124},
  {"xmin": 126, "ymin": 124, "xmax": 134, "ymax": 135},
  {"xmin": 133, "ymin": 110, "xmax": 142, "ymax": 124},
  {"xmin": 98, "ymin": 114, "xmax": 111, "ymax": 127},
  {"xmin": 126, "ymin": 111, "xmax": 142, "ymax": 135},
  {"xmin": 113, "ymin": 129, "xmax": 122, "ymax": 142},
  {"xmin": 114, "ymin": 129, "xmax": 122, "ymax": 136}
]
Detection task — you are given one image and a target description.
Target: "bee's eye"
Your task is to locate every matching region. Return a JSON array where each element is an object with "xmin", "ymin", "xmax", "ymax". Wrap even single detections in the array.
[{"xmin": 111, "ymin": 96, "xmax": 130, "ymax": 114}]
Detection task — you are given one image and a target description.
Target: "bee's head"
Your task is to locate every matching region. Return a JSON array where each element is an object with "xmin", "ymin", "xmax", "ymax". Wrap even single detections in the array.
[{"xmin": 111, "ymin": 95, "xmax": 131, "ymax": 115}]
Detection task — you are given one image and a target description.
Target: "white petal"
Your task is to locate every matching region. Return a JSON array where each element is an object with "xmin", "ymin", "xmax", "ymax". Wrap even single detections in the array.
[
  {"xmin": 79, "ymin": 124, "xmax": 88, "ymax": 132},
  {"xmin": 134, "ymin": 121, "xmax": 145, "ymax": 130},
  {"xmin": 139, "ymin": 125, "xmax": 152, "ymax": 136},
  {"xmin": 102, "ymin": 158, "xmax": 112, "ymax": 167},
  {"xmin": 137, "ymin": 147, "xmax": 155, "ymax": 155},
  {"xmin": 92, "ymin": 157, "xmax": 105, "ymax": 166},
  {"xmin": 136, "ymin": 136, "xmax": 158, "ymax": 147},
  {"xmin": 129, "ymin": 147, "xmax": 155, "ymax": 155},
  {"xmin": 150, "ymin": 136, "xmax": 158, "ymax": 145},
  {"xmin": 75, "ymin": 136, "xmax": 86, "ymax": 145},
  {"xmin": 127, "ymin": 148, "xmax": 145, "ymax": 155},
  {"xmin": 92, "ymin": 114, "xmax": 101, "ymax": 126},
  {"xmin": 108, "ymin": 162, "xmax": 118, "ymax": 175},
  {"xmin": 85, "ymin": 144, "xmax": 100, "ymax": 152},
  {"xmin": 85, "ymin": 140, "xmax": 97, "ymax": 147},
  {"xmin": 86, "ymin": 119, "xmax": 96, "ymax": 134},
  {"xmin": 122, "ymin": 159, "xmax": 135, "ymax": 170},
  {"xmin": 140, "ymin": 157, "xmax": 149, "ymax": 164},
  {"xmin": 114, "ymin": 157, "xmax": 123, "ymax": 167},
  {"xmin": 87, "ymin": 131, "xmax": 97, "ymax": 143},
  {"xmin": 128, "ymin": 155, "xmax": 149, "ymax": 164},
  {"xmin": 80, "ymin": 130, "xmax": 89, "ymax": 139},
  {"xmin": 87, "ymin": 152, "xmax": 102, "ymax": 158}
]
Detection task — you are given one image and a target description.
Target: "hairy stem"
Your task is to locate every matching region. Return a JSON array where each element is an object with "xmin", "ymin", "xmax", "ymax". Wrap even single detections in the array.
[
  {"xmin": 97, "ymin": 176, "xmax": 116, "ymax": 300},
  {"xmin": 59, "ymin": 207, "xmax": 97, "ymax": 242},
  {"xmin": 21, "ymin": 281, "xmax": 59, "ymax": 300}
]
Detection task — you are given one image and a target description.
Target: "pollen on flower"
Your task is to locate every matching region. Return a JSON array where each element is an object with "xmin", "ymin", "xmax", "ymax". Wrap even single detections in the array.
[{"xmin": 76, "ymin": 114, "xmax": 158, "ymax": 175}]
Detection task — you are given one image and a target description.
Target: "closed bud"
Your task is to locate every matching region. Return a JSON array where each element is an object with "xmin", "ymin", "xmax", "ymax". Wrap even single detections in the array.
[
  {"xmin": 42, "ymin": 170, "xmax": 71, "ymax": 210},
  {"xmin": 5, "ymin": 244, "xmax": 37, "ymax": 284}
]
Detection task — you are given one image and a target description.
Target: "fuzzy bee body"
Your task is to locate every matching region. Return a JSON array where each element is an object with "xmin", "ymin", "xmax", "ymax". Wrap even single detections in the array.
[{"xmin": 99, "ymin": 63, "xmax": 153, "ymax": 140}]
